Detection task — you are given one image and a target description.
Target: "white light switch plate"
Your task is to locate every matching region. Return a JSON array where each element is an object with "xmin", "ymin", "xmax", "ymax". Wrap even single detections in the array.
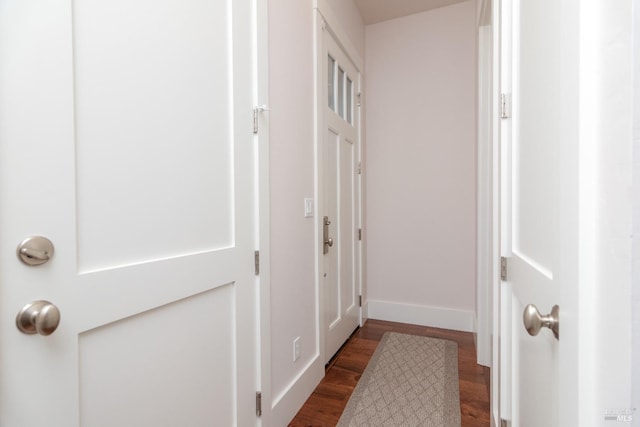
[{"xmin": 304, "ymin": 198, "xmax": 313, "ymax": 218}]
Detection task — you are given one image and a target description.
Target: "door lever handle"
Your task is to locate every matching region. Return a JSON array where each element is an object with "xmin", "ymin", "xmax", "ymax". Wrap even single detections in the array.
[
  {"xmin": 323, "ymin": 216, "xmax": 333, "ymax": 254},
  {"xmin": 523, "ymin": 304, "xmax": 559, "ymax": 340}
]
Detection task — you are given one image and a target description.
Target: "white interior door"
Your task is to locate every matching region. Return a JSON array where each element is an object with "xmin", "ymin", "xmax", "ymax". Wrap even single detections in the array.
[
  {"xmin": 499, "ymin": 0, "xmax": 573, "ymax": 425},
  {"xmin": 0, "ymin": 1, "xmax": 258, "ymax": 426},
  {"xmin": 322, "ymin": 29, "xmax": 361, "ymax": 363},
  {"xmin": 497, "ymin": 1, "xmax": 637, "ymax": 426}
]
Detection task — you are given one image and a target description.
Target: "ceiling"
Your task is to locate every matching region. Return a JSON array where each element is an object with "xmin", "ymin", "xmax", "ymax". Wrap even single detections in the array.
[{"xmin": 353, "ymin": 0, "xmax": 470, "ymax": 25}]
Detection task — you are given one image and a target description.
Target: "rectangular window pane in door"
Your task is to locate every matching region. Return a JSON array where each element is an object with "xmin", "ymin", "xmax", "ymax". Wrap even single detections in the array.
[
  {"xmin": 338, "ymin": 66, "xmax": 345, "ymax": 118},
  {"xmin": 346, "ymin": 77, "xmax": 353, "ymax": 124},
  {"xmin": 328, "ymin": 56, "xmax": 335, "ymax": 111}
]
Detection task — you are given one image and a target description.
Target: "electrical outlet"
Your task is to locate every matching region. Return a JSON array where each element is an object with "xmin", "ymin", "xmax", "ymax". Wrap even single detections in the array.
[{"xmin": 293, "ymin": 337, "xmax": 301, "ymax": 362}]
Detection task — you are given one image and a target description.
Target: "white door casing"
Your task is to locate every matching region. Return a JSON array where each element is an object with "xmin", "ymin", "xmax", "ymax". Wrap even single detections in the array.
[
  {"xmin": 320, "ymin": 20, "xmax": 361, "ymax": 364},
  {"xmin": 475, "ymin": 0, "xmax": 494, "ymax": 369},
  {"xmin": 0, "ymin": 1, "xmax": 259, "ymax": 426}
]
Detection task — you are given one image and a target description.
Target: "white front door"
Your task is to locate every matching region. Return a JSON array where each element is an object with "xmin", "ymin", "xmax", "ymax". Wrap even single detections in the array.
[
  {"xmin": 498, "ymin": 0, "xmax": 574, "ymax": 425},
  {"xmin": 0, "ymin": 1, "xmax": 258, "ymax": 426},
  {"xmin": 322, "ymin": 29, "xmax": 361, "ymax": 363}
]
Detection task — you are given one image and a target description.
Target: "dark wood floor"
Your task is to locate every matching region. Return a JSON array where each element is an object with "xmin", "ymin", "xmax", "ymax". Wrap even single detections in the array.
[{"xmin": 289, "ymin": 319, "xmax": 491, "ymax": 427}]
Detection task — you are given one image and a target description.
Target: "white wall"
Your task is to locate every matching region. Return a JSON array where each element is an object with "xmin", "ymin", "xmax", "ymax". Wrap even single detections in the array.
[
  {"xmin": 324, "ymin": 0, "xmax": 365, "ymax": 61},
  {"xmin": 268, "ymin": 0, "xmax": 317, "ymax": 423},
  {"xmin": 267, "ymin": 1, "xmax": 364, "ymax": 424},
  {"xmin": 365, "ymin": 1, "xmax": 477, "ymax": 331}
]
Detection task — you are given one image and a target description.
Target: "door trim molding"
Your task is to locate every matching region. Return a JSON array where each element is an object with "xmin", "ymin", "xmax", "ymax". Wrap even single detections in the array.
[
  {"xmin": 313, "ymin": 0, "xmax": 364, "ymax": 73},
  {"xmin": 476, "ymin": 21, "xmax": 493, "ymax": 369},
  {"xmin": 254, "ymin": 0, "xmax": 272, "ymax": 424}
]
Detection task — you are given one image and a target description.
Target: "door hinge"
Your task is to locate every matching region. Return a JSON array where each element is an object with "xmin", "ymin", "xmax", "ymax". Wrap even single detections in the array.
[
  {"xmin": 357, "ymin": 162, "xmax": 362, "ymax": 175},
  {"xmin": 500, "ymin": 93, "xmax": 511, "ymax": 119},
  {"xmin": 358, "ymin": 228, "xmax": 362, "ymax": 241},
  {"xmin": 253, "ymin": 105, "xmax": 269, "ymax": 134},
  {"xmin": 357, "ymin": 92, "xmax": 362, "ymax": 107},
  {"xmin": 256, "ymin": 391, "xmax": 262, "ymax": 417},
  {"xmin": 501, "ymin": 419, "xmax": 510, "ymax": 427},
  {"xmin": 359, "ymin": 295, "xmax": 362, "ymax": 307},
  {"xmin": 500, "ymin": 256, "xmax": 508, "ymax": 281},
  {"xmin": 254, "ymin": 250, "xmax": 260, "ymax": 275}
]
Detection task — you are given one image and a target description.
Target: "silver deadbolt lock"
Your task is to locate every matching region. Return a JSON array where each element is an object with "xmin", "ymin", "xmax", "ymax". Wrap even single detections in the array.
[{"xmin": 17, "ymin": 236, "xmax": 54, "ymax": 266}]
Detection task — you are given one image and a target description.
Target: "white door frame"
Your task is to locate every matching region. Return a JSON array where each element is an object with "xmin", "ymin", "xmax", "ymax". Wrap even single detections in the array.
[
  {"xmin": 490, "ymin": 0, "xmax": 502, "ymax": 423},
  {"xmin": 475, "ymin": 0, "xmax": 494, "ymax": 370},
  {"xmin": 253, "ymin": 0, "xmax": 273, "ymax": 424},
  {"xmin": 313, "ymin": 0, "xmax": 364, "ymax": 364},
  {"xmin": 476, "ymin": 1, "xmax": 504, "ymax": 426},
  {"xmin": 634, "ymin": 0, "xmax": 640, "ymax": 413}
]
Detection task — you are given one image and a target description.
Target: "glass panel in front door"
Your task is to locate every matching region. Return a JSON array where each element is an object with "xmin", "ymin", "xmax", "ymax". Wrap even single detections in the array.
[
  {"xmin": 346, "ymin": 77, "xmax": 353, "ymax": 124},
  {"xmin": 338, "ymin": 66, "xmax": 345, "ymax": 118},
  {"xmin": 328, "ymin": 55, "xmax": 335, "ymax": 111}
]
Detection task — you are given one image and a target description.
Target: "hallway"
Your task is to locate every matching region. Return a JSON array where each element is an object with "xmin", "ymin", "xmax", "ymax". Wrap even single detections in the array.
[{"xmin": 289, "ymin": 319, "xmax": 490, "ymax": 426}]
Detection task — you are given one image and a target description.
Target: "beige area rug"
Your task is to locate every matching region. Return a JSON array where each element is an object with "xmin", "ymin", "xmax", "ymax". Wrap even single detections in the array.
[{"xmin": 337, "ymin": 332, "xmax": 461, "ymax": 427}]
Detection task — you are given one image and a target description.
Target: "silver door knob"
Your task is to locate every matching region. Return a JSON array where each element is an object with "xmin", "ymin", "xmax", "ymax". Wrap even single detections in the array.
[
  {"xmin": 325, "ymin": 237, "xmax": 334, "ymax": 247},
  {"xmin": 16, "ymin": 301, "xmax": 61, "ymax": 336},
  {"xmin": 523, "ymin": 304, "xmax": 559, "ymax": 340}
]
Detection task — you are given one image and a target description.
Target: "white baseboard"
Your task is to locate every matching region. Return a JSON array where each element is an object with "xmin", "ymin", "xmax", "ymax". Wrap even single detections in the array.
[
  {"xmin": 367, "ymin": 300, "xmax": 475, "ymax": 332},
  {"xmin": 269, "ymin": 355, "xmax": 324, "ymax": 426}
]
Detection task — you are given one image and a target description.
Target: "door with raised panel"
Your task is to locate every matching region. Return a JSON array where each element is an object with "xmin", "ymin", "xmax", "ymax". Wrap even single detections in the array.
[
  {"xmin": 0, "ymin": 1, "xmax": 258, "ymax": 426},
  {"xmin": 322, "ymin": 28, "xmax": 361, "ymax": 363},
  {"xmin": 499, "ymin": 0, "xmax": 572, "ymax": 425}
]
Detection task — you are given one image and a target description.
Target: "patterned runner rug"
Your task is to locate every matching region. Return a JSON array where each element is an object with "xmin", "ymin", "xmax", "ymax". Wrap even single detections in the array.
[{"xmin": 337, "ymin": 332, "xmax": 461, "ymax": 427}]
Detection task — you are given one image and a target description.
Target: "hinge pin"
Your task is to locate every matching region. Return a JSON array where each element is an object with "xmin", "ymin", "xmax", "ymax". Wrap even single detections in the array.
[
  {"xmin": 254, "ymin": 250, "xmax": 260, "ymax": 276},
  {"xmin": 500, "ymin": 93, "xmax": 510, "ymax": 119}
]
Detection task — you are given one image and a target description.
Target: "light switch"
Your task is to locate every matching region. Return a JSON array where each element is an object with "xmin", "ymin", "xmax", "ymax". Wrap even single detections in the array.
[{"xmin": 304, "ymin": 198, "xmax": 313, "ymax": 218}]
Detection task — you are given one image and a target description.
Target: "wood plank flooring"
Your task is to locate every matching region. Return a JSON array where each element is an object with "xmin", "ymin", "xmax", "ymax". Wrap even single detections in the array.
[{"xmin": 288, "ymin": 319, "xmax": 491, "ymax": 427}]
